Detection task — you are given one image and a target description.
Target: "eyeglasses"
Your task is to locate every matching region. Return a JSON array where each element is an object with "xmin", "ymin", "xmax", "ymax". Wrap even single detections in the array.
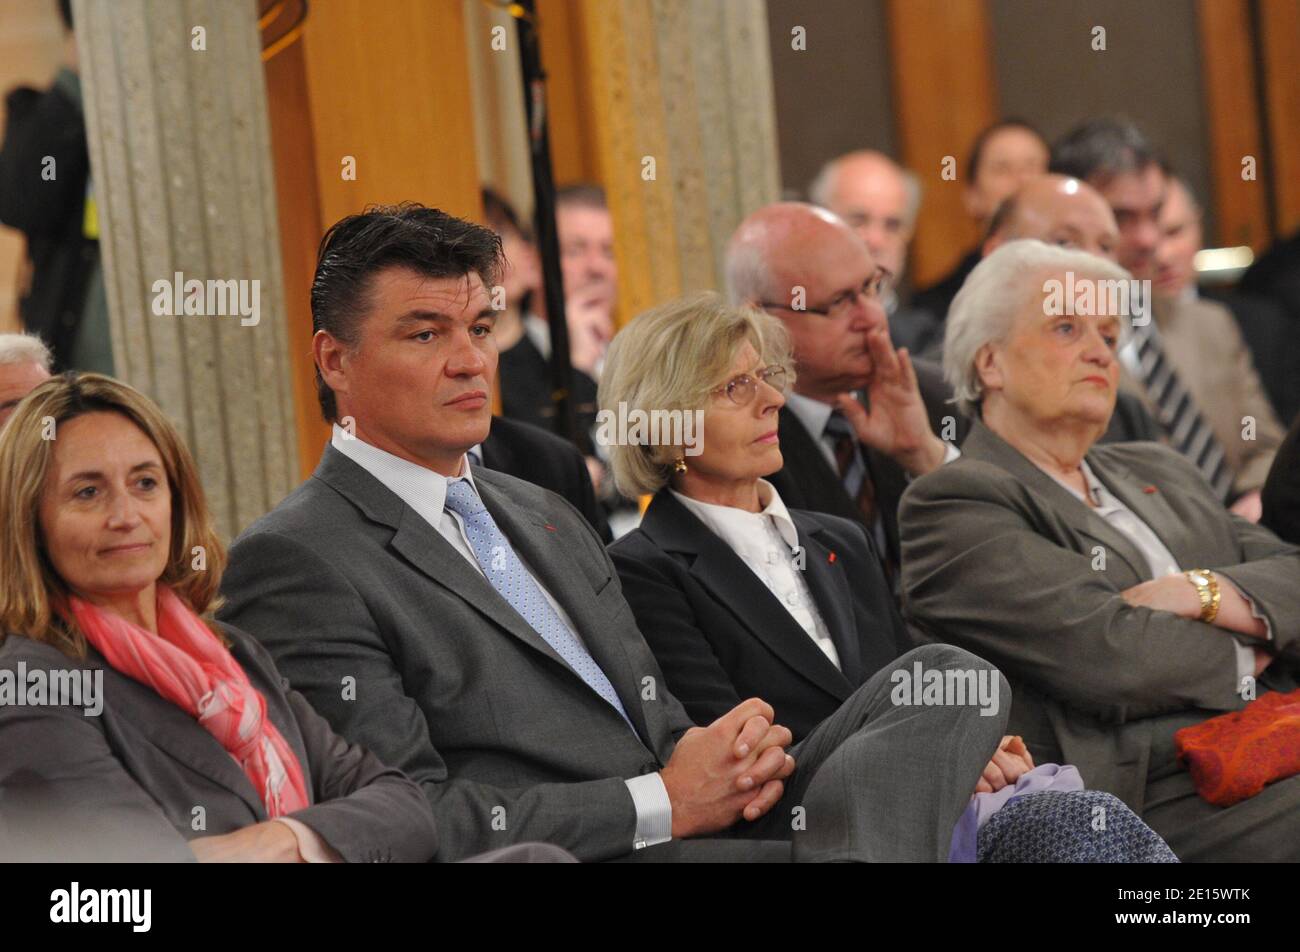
[
  {"xmin": 758, "ymin": 267, "xmax": 893, "ymax": 319},
  {"xmin": 712, "ymin": 365, "xmax": 789, "ymax": 406}
]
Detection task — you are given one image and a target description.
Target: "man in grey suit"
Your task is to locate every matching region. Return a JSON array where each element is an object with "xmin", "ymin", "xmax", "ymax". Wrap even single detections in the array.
[{"xmin": 218, "ymin": 204, "xmax": 1008, "ymax": 863}]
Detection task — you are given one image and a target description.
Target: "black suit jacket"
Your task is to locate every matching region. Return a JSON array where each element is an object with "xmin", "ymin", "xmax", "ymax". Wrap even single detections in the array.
[
  {"xmin": 0, "ymin": 624, "xmax": 437, "ymax": 862},
  {"xmin": 1262, "ymin": 412, "xmax": 1300, "ymax": 545},
  {"xmin": 767, "ymin": 359, "xmax": 965, "ymax": 568},
  {"xmin": 480, "ymin": 415, "xmax": 611, "ymax": 542},
  {"xmin": 1204, "ymin": 288, "xmax": 1300, "ymax": 426},
  {"xmin": 609, "ymin": 491, "xmax": 909, "ymax": 742},
  {"xmin": 913, "ymin": 248, "xmax": 981, "ymax": 326}
]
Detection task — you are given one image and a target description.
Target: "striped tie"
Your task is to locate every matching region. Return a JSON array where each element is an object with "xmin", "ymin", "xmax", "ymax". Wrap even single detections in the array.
[{"xmin": 1124, "ymin": 318, "xmax": 1233, "ymax": 501}]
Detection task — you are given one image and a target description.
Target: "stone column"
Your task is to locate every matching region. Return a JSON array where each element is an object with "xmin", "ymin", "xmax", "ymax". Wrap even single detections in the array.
[
  {"xmin": 73, "ymin": 0, "xmax": 297, "ymax": 539},
  {"xmin": 579, "ymin": 0, "xmax": 783, "ymax": 317}
]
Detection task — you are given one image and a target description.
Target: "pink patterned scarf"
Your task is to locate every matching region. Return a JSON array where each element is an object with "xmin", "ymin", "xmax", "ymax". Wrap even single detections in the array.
[{"xmin": 68, "ymin": 587, "xmax": 309, "ymax": 817}]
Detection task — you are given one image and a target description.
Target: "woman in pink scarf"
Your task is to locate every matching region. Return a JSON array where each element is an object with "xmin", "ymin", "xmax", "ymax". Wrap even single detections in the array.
[{"xmin": 0, "ymin": 373, "xmax": 439, "ymax": 862}]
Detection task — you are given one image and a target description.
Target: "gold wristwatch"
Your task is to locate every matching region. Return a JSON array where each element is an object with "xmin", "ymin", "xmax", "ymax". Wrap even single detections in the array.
[{"xmin": 1184, "ymin": 569, "xmax": 1221, "ymax": 623}]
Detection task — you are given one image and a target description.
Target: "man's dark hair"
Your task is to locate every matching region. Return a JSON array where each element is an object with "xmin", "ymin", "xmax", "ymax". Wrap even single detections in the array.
[
  {"xmin": 965, "ymin": 118, "xmax": 1046, "ymax": 184},
  {"xmin": 481, "ymin": 186, "xmax": 529, "ymax": 240},
  {"xmin": 1049, "ymin": 118, "xmax": 1160, "ymax": 186},
  {"xmin": 310, "ymin": 203, "xmax": 503, "ymax": 422},
  {"xmin": 555, "ymin": 183, "xmax": 608, "ymax": 211},
  {"xmin": 57, "ymin": 0, "xmax": 73, "ymax": 31}
]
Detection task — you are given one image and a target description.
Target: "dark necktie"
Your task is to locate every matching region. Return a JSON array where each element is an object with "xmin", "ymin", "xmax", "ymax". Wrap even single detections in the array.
[
  {"xmin": 823, "ymin": 411, "xmax": 880, "ymax": 530},
  {"xmin": 1127, "ymin": 318, "xmax": 1233, "ymax": 500}
]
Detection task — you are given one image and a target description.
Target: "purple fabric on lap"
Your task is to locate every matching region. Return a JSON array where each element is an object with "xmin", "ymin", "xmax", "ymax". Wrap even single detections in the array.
[{"xmin": 948, "ymin": 764, "xmax": 1084, "ymax": 863}]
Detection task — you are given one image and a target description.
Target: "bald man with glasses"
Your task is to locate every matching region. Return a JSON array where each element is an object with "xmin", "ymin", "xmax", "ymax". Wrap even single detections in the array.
[{"xmin": 725, "ymin": 203, "xmax": 965, "ymax": 583}]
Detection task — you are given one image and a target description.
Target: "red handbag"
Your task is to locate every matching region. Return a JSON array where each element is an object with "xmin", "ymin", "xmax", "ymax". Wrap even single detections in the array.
[{"xmin": 1175, "ymin": 688, "xmax": 1300, "ymax": 807}]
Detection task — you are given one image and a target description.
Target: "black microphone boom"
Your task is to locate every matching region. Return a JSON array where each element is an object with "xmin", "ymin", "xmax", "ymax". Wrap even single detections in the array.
[{"xmin": 513, "ymin": 0, "xmax": 578, "ymax": 444}]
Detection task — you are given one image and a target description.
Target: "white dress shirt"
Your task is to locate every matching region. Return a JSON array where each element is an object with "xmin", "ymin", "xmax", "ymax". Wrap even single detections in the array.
[
  {"xmin": 1046, "ymin": 458, "xmax": 1264, "ymax": 684},
  {"xmin": 671, "ymin": 480, "xmax": 840, "ymax": 669},
  {"xmin": 330, "ymin": 425, "xmax": 672, "ymax": 849}
]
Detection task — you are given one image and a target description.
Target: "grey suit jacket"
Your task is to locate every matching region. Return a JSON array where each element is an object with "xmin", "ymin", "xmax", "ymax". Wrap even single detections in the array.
[
  {"xmin": 899, "ymin": 420, "xmax": 1300, "ymax": 811},
  {"xmin": 219, "ymin": 446, "xmax": 698, "ymax": 863},
  {"xmin": 0, "ymin": 625, "xmax": 437, "ymax": 862}
]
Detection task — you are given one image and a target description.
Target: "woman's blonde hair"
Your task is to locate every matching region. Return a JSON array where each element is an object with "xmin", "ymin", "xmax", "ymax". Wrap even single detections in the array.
[
  {"xmin": 598, "ymin": 291, "xmax": 794, "ymax": 498},
  {"xmin": 0, "ymin": 373, "xmax": 227, "ymax": 658}
]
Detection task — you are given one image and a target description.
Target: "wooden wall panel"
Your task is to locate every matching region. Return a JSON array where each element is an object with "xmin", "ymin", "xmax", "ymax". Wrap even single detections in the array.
[
  {"xmin": 885, "ymin": 0, "xmax": 997, "ymax": 287},
  {"xmin": 1260, "ymin": 0, "xmax": 1300, "ymax": 237},
  {"xmin": 300, "ymin": 0, "xmax": 484, "ymax": 226},
  {"xmin": 1196, "ymin": 0, "xmax": 1270, "ymax": 250}
]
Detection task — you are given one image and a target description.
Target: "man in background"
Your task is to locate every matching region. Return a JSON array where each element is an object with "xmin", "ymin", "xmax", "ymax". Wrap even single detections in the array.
[
  {"xmin": 1052, "ymin": 119, "xmax": 1279, "ymax": 515},
  {"xmin": 555, "ymin": 184, "xmax": 618, "ymax": 379},
  {"xmin": 808, "ymin": 150, "xmax": 939, "ymax": 354},
  {"xmin": 1155, "ymin": 177, "xmax": 1298, "ymax": 427},
  {"xmin": 914, "ymin": 119, "xmax": 1049, "ymax": 326}
]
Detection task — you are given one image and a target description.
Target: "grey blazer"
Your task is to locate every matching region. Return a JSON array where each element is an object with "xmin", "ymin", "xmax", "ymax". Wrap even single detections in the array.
[
  {"xmin": 219, "ymin": 446, "xmax": 700, "ymax": 863},
  {"xmin": 899, "ymin": 420, "xmax": 1300, "ymax": 811},
  {"xmin": 0, "ymin": 624, "xmax": 438, "ymax": 862}
]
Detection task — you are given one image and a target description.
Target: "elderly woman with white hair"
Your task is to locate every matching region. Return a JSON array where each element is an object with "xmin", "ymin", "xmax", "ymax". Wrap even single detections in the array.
[
  {"xmin": 604, "ymin": 290, "xmax": 1178, "ymax": 862},
  {"xmin": 900, "ymin": 239, "xmax": 1300, "ymax": 862}
]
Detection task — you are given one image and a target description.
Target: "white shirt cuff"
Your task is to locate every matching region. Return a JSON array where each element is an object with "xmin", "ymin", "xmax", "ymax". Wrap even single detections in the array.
[
  {"xmin": 905, "ymin": 442, "xmax": 960, "ymax": 484},
  {"xmin": 624, "ymin": 773, "xmax": 672, "ymax": 850},
  {"xmin": 1223, "ymin": 579, "xmax": 1272, "ymax": 690},
  {"xmin": 275, "ymin": 817, "xmax": 344, "ymax": 863}
]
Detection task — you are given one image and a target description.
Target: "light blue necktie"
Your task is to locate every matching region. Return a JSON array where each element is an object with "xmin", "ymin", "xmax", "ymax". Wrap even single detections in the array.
[{"xmin": 444, "ymin": 479, "xmax": 635, "ymax": 731}]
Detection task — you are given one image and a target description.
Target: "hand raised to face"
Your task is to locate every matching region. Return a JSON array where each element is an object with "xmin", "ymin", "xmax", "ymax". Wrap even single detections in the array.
[{"xmin": 835, "ymin": 328, "xmax": 946, "ymax": 477}]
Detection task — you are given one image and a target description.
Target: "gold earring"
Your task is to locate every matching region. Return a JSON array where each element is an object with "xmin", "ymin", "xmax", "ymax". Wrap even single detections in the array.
[{"xmin": 674, "ymin": 457, "xmax": 688, "ymax": 474}]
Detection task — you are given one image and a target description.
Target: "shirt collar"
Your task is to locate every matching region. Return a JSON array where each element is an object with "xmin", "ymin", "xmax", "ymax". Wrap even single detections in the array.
[
  {"xmin": 786, "ymin": 391, "xmax": 836, "ymax": 442},
  {"xmin": 669, "ymin": 479, "xmax": 799, "ymax": 551},
  {"xmin": 330, "ymin": 423, "xmax": 476, "ymax": 525},
  {"xmin": 1045, "ymin": 458, "xmax": 1118, "ymax": 513}
]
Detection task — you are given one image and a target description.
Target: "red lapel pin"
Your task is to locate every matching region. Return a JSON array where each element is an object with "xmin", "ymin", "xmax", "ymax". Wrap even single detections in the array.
[
  {"xmin": 1142, "ymin": 485, "xmax": 1158, "ymax": 494},
  {"xmin": 828, "ymin": 552, "xmax": 837, "ymax": 563},
  {"xmin": 544, "ymin": 523, "xmax": 557, "ymax": 532}
]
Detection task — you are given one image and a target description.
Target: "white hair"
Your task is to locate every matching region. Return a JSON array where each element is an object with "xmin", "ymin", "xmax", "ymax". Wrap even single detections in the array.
[
  {"xmin": 0, "ymin": 333, "xmax": 53, "ymax": 371},
  {"xmin": 944, "ymin": 240, "xmax": 1133, "ymax": 417},
  {"xmin": 807, "ymin": 153, "xmax": 922, "ymax": 230}
]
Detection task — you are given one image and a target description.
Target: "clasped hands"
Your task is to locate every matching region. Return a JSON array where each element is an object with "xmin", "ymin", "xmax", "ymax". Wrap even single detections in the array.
[{"xmin": 659, "ymin": 698, "xmax": 796, "ymax": 839}]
